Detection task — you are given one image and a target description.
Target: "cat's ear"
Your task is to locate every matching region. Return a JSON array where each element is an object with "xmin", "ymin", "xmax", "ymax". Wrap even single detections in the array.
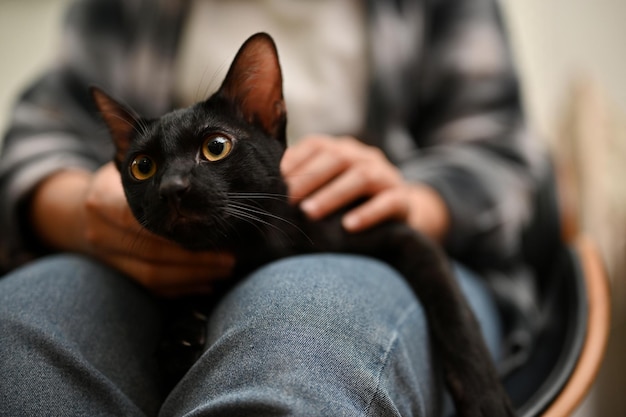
[
  {"xmin": 90, "ymin": 86, "xmax": 139, "ymax": 169},
  {"xmin": 218, "ymin": 33, "xmax": 287, "ymax": 146}
]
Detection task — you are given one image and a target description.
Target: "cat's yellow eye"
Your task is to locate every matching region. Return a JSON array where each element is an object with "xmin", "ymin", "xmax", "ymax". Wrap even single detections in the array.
[
  {"xmin": 202, "ymin": 135, "xmax": 233, "ymax": 162},
  {"xmin": 130, "ymin": 155, "xmax": 157, "ymax": 181}
]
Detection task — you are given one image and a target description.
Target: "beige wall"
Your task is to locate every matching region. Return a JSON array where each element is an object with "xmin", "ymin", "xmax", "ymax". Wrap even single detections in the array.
[
  {"xmin": 503, "ymin": 0, "xmax": 626, "ymax": 141},
  {"xmin": 1, "ymin": 0, "xmax": 625, "ymax": 415},
  {"xmin": 0, "ymin": 0, "xmax": 70, "ymax": 136}
]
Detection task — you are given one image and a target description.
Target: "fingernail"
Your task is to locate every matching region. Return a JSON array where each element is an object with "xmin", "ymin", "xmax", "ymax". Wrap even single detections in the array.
[
  {"xmin": 300, "ymin": 199, "xmax": 318, "ymax": 216},
  {"xmin": 342, "ymin": 215, "xmax": 360, "ymax": 231}
]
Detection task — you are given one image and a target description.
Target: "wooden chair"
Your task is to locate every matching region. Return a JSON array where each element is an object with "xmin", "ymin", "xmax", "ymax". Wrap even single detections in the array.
[{"xmin": 503, "ymin": 163, "xmax": 611, "ymax": 416}]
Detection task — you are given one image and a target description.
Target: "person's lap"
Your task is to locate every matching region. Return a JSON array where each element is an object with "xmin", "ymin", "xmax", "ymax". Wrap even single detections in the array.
[
  {"xmin": 0, "ymin": 253, "xmax": 501, "ymax": 417},
  {"xmin": 0, "ymin": 254, "xmax": 163, "ymax": 415}
]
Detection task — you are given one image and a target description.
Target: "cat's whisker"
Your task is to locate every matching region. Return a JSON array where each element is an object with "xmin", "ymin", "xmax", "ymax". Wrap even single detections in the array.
[
  {"xmin": 226, "ymin": 206, "xmax": 281, "ymax": 232},
  {"xmin": 224, "ymin": 207, "xmax": 278, "ymax": 243},
  {"xmin": 133, "ymin": 115, "xmax": 151, "ymax": 138},
  {"xmin": 229, "ymin": 202, "xmax": 291, "ymax": 226},
  {"xmin": 228, "ymin": 191, "xmax": 288, "ymax": 197},
  {"xmin": 134, "ymin": 213, "xmax": 234, "ymax": 254},
  {"xmin": 120, "ymin": 221, "xmax": 155, "ymax": 255},
  {"xmin": 227, "ymin": 212, "xmax": 293, "ymax": 250},
  {"xmin": 99, "ymin": 111, "xmax": 148, "ymax": 138},
  {"xmin": 225, "ymin": 203, "xmax": 303, "ymax": 248},
  {"xmin": 228, "ymin": 202, "xmax": 313, "ymax": 245},
  {"xmin": 194, "ymin": 65, "xmax": 223, "ymax": 103},
  {"xmin": 227, "ymin": 192, "xmax": 290, "ymax": 202},
  {"xmin": 114, "ymin": 97, "xmax": 151, "ymax": 138}
]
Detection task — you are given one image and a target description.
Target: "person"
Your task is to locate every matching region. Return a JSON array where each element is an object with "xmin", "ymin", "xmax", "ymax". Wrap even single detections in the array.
[{"xmin": 0, "ymin": 0, "xmax": 547, "ymax": 415}]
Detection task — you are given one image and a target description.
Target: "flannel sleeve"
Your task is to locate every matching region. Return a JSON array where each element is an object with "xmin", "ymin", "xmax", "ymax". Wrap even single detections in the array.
[
  {"xmin": 397, "ymin": 0, "xmax": 546, "ymax": 269},
  {"xmin": 0, "ymin": 0, "xmax": 183, "ymax": 270}
]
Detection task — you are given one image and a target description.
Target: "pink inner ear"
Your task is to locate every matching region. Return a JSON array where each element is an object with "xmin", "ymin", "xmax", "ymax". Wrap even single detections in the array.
[{"xmin": 219, "ymin": 33, "xmax": 286, "ymax": 140}]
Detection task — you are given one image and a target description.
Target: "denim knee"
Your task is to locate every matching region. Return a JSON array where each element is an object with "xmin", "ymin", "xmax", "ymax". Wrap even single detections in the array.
[
  {"xmin": 168, "ymin": 254, "xmax": 440, "ymax": 417},
  {"xmin": 0, "ymin": 254, "xmax": 163, "ymax": 416},
  {"xmin": 1, "ymin": 254, "xmax": 101, "ymax": 319},
  {"xmin": 0, "ymin": 254, "xmax": 153, "ymax": 325},
  {"xmin": 209, "ymin": 253, "xmax": 428, "ymax": 345}
]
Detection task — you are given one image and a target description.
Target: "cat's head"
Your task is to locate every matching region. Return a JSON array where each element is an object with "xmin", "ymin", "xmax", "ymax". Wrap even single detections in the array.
[{"xmin": 92, "ymin": 33, "xmax": 288, "ymax": 250}]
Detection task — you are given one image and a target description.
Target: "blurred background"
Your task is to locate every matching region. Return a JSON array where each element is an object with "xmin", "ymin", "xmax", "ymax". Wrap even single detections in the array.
[
  {"xmin": 0, "ymin": 0, "xmax": 624, "ymax": 415},
  {"xmin": 504, "ymin": 3, "xmax": 626, "ymax": 414}
]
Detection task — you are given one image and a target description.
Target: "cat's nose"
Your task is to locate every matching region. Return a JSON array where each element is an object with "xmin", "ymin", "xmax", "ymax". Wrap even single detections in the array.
[{"xmin": 159, "ymin": 176, "xmax": 191, "ymax": 203}]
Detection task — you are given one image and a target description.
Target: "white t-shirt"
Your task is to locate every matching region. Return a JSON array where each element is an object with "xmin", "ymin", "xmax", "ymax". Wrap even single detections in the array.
[{"xmin": 174, "ymin": 0, "xmax": 367, "ymax": 143}]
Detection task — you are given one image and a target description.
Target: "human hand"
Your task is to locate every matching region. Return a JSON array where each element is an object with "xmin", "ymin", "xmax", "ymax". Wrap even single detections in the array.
[
  {"xmin": 31, "ymin": 163, "xmax": 234, "ymax": 297},
  {"xmin": 281, "ymin": 135, "xmax": 449, "ymax": 241}
]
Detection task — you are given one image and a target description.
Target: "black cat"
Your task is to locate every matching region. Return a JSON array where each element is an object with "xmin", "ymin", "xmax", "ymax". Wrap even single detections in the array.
[{"xmin": 92, "ymin": 33, "xmax": 515, "ymax": 417}]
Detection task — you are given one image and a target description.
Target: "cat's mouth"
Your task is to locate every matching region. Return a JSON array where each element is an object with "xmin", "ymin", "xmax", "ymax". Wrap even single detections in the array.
[
  {"xmin": 167, "ymin": 211, "xmax": 206, "ymax": 228},
  {"xmin": 153, "ymin": 199, "xmax": 226, "ymax": 242},
  {"xmin": 158, "ymin": 212, "xmax": 214, "ymax": 246},
  {"xmin": 156, "ymin": 210, "xmax": 231, "ymax": 251}
]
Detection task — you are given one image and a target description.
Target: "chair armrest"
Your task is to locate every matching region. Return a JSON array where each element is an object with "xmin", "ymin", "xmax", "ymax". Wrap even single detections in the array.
[{"xmin": 543, "ymin": 236, "xmax": 611, "ymax": 417}]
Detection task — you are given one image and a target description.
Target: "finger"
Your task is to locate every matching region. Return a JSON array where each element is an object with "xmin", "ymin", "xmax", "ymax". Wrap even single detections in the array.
[
  {"xmin": 342, "ymin": 189, "xmax": 410, "ymax": 232},
  {"xmin": 118, "ymin": 231, "xmax": 235, "ymax": 268},
  {"xmin": 299, "ymin": 158, "xmax": 404, "ymax": 220},
  {"xmin": 281, "ymin": 143, "xmax": 315, "ymax": 177},
  {"xmin": 86, "ymin": 210, "xmax": 235, "ymax": 267},
  {"xmin": 283, "ymin": 151, "xmax": 348, "ymax": 203},
  {"xmin": 103, "ymin": 252, "xmax": 234, "ymax": 290},
  {"xmin": 299, "ymin": 168, "xmax": 368, "ymax": 220},
  {"xmin": 280, "ymin": 135, "xmax": 329, "ymax": 175},
  {"xmin": 85, "ymin": 163, "xmax": 129, "ymax": 219}
]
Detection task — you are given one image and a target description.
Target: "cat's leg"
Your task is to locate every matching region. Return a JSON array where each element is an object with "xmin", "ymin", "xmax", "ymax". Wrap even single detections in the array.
[
  {"xmin": 0, "ymin": 254, "xmax": 163, "ymax": 417},
  {"xmin": 160, "ymin": 254, "xmax": 501, "ymax": 417}
]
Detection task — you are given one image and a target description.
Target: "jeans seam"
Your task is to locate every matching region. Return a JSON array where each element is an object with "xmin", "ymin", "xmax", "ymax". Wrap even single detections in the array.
[{"xmin": 364, "ymin": 303, "xmax": 423, "ymax": 417}]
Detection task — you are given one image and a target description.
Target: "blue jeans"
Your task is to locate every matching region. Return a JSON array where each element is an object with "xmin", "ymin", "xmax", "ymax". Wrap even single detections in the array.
[{"xmin": 0, "ymin": 254, "xmax": 501, "ymax": 416}]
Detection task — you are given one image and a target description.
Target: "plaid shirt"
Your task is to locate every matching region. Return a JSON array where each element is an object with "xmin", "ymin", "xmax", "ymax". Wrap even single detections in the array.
[{"xmin": 0, "ymin": 0, "xmax": 548, "ymax": 369}]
